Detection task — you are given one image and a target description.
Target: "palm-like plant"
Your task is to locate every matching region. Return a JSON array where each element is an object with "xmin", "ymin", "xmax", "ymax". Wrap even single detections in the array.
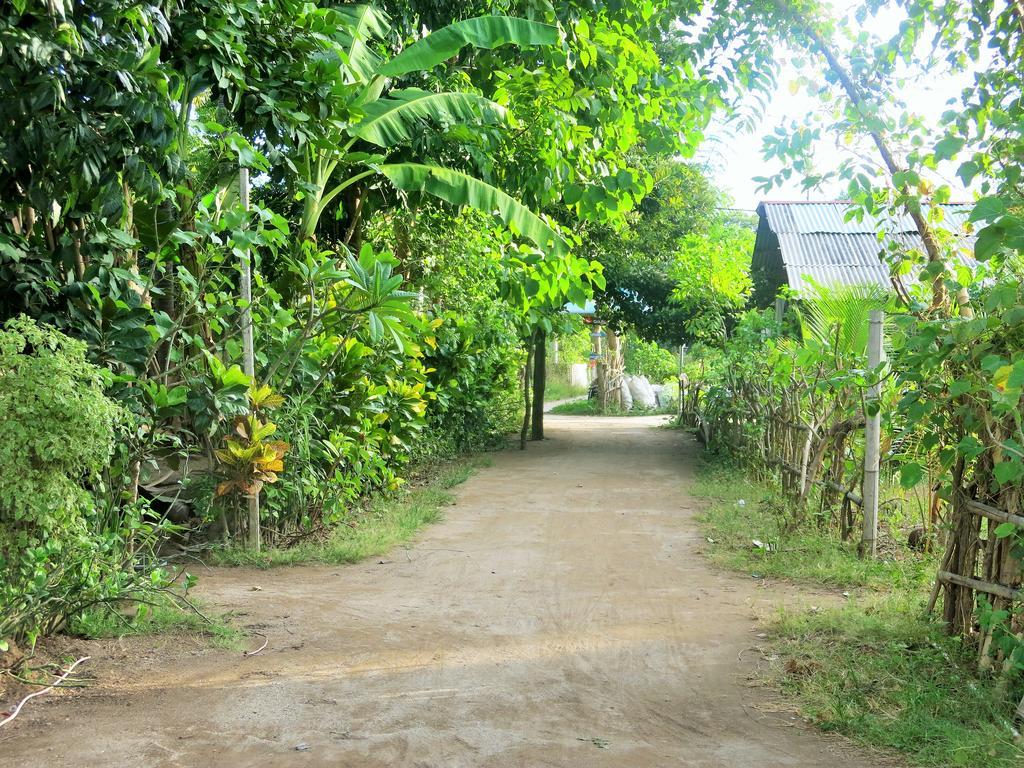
[
  {"xmin": 795, "ymin": 281, "xmax": 890, "ymax": 360},
  {"xmin": 296, "ymin": 5, "xmax": 566, "ymax": 255}
]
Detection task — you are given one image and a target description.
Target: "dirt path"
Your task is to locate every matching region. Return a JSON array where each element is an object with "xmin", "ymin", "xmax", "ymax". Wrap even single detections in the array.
[{"xmin": 0, "ymin": 415, "xmax": 895, "ymax": 768}]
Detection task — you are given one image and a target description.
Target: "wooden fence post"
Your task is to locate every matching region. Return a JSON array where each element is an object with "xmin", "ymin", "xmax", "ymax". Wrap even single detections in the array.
[
  {"xmin": 531, "ymin": 329, "xmax": 546, "ymax": 440},
  {"xmin": 860, "ymin": 309, "xmax": 884, "ymax": 558},
  {"xmin": 239, "ymin": 167, "xmax": 261, "ymax": 552}
]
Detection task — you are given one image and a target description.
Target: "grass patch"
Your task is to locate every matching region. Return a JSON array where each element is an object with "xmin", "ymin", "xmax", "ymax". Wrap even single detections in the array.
[
  {"xmin": 548, "ymin": 398, "xmax": 674, "ymax": 417},
  {"xmin": 692, "ymin": 457, "xmax": 1024, "ymax": 767},
  {"xmin": 548, "ymin": 398, "xmax": 600, "ymax": 415},
  {"xmin": 212, "ymin": 455, "xmax": 490, "ymax": 568},
  {"xmin": 771, "ymin": 596, "xmax": 1024, "ymax": 768},
  {"xmin": 543, "ymin": 379, "xmax": 588, "ymax": 401},
  {"xmin": 70, "ymin": 598, "xmax": 244, "ymax": 650},
  {"xmin": 693, "ymin": 459, "xmax": 932, "ymax": 590}
]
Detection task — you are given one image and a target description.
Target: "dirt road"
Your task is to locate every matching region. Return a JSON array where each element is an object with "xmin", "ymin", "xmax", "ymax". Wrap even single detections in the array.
[{"xmin": 0, "ymin": 415, "xmax": 893, "ymax": 767}]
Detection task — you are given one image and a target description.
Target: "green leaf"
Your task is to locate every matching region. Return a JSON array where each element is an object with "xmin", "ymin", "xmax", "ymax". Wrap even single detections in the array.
[
  {"xmin": 335, "ymin": 3, "xmax": 390, "ymax": 80},
  {"xmin": 994, "ymin": 522, "xmax": 1017, "ymax": 539},
  {"xmin": 969, "ymin": 196, "xmax": 1005, "ymax": 223},
  {"xmin": 934, "ymin": 136, "xmax": 964, "ymax": 162},
  {"xmin": 353, "ymin": 89, "xmax": 506, "ymax": 147},
  {"xmin": 900, "ymin": 462, "xmax": 924, "ymax": 489},
  {"xmin": 948, "ymin": 379, "xmax": 972, "ymax": 397},
  {"xmin": 994, "ymin": 461, "xmax": 1023, "ymax": 485},
  {"xmin": 956, "ymin": 435, "xmax": 985, "ymax": 460},
  {"xmin": 974, "ymin": 224, "xmax": 1004, "ymax": 261},
  {"xmin": 379, "ymin": 163, "xmax": 568, "ymax": 256},
  {"xmin": 377, "ymin": 16, "xmax": 557, "ymax": 78}
]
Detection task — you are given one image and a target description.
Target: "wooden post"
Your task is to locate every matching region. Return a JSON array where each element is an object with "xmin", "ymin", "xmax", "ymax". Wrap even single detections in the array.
[
  {"xmin": 520, "ymin": 331, "xmax": 535, "ymax": 450},
  {"xmin": 239, "ymin": 167, "xmax": 260, "ymax": 552},
  {"xmin": 606, "ymin": 329, "xmax": 622, "ymax": 409},
  {"xmin": 677, "ymin": 344, "xmax": 688, "ymax": 418},
  {"xmin": 774, "ymin": 297, "xmax": 786, "ymax": 325},
  {"xmin": 860, "ymin": 309, "xmax": 884, "ymax": 558},
  {"xmin": 531, "ymin": 329, "xmax": 546, "ymax": 440}
]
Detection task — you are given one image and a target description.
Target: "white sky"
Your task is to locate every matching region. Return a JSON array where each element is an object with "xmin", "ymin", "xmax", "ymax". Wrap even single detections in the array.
[{"xmin": 700, "ymin": 5, "xmax": 976, "ymax": 210}]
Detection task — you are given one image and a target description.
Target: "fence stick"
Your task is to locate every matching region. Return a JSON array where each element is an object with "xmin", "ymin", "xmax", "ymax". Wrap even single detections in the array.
[
  {"xmin": 860, "ymin": 309, "xmax": 884, "ymax": 558},
  {"xmin": 239, "ymin": 167, "xmax": 261, "ymax": 552}
]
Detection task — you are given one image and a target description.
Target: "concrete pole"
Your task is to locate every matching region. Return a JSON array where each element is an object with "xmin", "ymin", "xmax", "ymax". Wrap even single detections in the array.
[
  {"xmin": 678, "ymin": 344, "xmax": 687, "ymax": 416},
  {"xmin": 860, "ymin": 309, "xmax": 884, "ymax": 558},
  {"xmin": 239, "ymin": 167, "xmax": 260, "ymax": 552},
  {"xmin": 774, "ymin": 297, "xmax": 786, "ymax": 325}
]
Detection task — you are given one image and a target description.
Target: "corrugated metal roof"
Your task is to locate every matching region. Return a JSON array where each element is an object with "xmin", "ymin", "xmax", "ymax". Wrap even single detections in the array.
[
  {"xmin": 761, "ymin": 201, "xmax": 971, "ymax": 236},
  {"xmin": 758, "ymin": 201, "xmax": 975, "ymax": 295}
]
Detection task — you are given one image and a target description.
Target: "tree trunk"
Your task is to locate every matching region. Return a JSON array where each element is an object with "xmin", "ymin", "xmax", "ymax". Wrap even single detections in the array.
[
  {"xmin": 606, "ymin": 330, "xmax": 624, "ymax": 410},
  {"xmin": 791, "ymin": 13, "xmax": 973, "ymax": 318},
  {"xmin": 520, "ymin": 333, "xmax": 535, "ymax": 450},
  {"xmin": 531, "ymin": 329, "xmax": 546, "ymax": 441}
]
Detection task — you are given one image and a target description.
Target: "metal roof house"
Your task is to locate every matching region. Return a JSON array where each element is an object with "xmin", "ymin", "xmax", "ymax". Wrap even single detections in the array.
[{"xmin": 750, "ymin": 201, "xmax": 975, "ymax": 307}]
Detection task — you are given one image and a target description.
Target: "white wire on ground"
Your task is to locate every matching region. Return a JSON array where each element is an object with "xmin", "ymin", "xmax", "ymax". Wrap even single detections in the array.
[
  {"xmin": 243, "ymin": 633, "xmax": 268, "ymax": 657},
  {"xmin": 0, "ymin": 656, "xmax": 91, "ymax": 729}
]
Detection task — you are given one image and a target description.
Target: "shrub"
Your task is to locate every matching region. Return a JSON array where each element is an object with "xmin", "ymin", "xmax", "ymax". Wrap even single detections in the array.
[
  {"xmin": 0, "ymin": 317, "xmax": 157, "ymax": 647},
  {"xmin": 624, "ymin": 334, "xmax": 678, "ymax": 383}
]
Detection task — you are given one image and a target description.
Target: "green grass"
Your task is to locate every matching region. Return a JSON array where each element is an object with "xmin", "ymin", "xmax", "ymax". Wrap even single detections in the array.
[
  {"xmin": 771, "ymin": 596, "xmax": 1024, "ymax": 768},
  {"xmin": 693, "ymin": 460, "xmax": 932, "ymax": 590},
  {"xmin": 543, "ymin": 379, "xmax": 588, "ymax": 401},
  {"xmin": 548, "ymin": 398, "xmax": 674, "ymax": 417},
  {"xmin": 691, "ymin": 458, "xmax": 1024, "ymax": 767},
  {"xmin": 211, "ymin": 455, "xmax": 490, "ymax": 568},
  {"xmin": 71, "ymin": 598, "xmax": 245, "ymax": 650}
]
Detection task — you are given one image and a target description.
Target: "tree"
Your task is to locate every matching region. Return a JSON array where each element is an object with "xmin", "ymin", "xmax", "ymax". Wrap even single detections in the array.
[
  {"xmin": 670, "ymin": 216, "xmax": 755, "ymax": 341},
  {"xmin": 589, "ymin": 157, "xmax": 749, "ymax": 345}
]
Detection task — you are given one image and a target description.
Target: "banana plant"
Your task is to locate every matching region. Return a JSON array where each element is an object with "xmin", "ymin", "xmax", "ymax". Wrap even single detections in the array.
[{"xmin": 296, "ymin": 5, "xmax": 567, "ymax": 256}]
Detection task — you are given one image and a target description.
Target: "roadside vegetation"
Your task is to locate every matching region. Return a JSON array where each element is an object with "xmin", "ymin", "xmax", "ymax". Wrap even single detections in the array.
[
  {"xmin": 773, "ymin": 600, "xmax": 1023, "ymax": 768},
  {"xmin": 70, "ymin": 600, "xmax": 245, "ymax": 652},
  {"xmin": 549, "ymin": 399, "xmax": 675, "ymax": 417},
  {"xmin": 212, "ymin": 456, "xmax": 490, "ymax": 568},
  {"xmin": 695, "ymin": 462, "xmax": 932, "ymax": 590},
  {"xmin": 2, "ymin": 0, "xmax": 1024, "ymax": 762},
  {"xmin": 542, "ymin": 380, "xmax": 589, "ymax": 403},
  {"xmin": 693, "ymin": 461, "xmax": 1024, "ymax": 768}
]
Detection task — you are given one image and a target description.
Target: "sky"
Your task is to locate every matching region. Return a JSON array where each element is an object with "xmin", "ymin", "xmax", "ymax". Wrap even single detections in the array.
[{"xmin": 700, "ymin": 6, "xmax": 976, "ymax": 211}]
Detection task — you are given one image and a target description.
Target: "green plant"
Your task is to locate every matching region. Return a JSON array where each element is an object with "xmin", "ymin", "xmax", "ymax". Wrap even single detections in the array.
[
  {"xmin": 0, "ymin": 317, "xmax": 172, "ymax": 647},
  {"xmin": 70, "ymin": 596, "xmax": 244, "ymax": 651},
  {"xmin": 213, "ymin": 456, "xmax": 487, "ymax": 568},
  {"xmin": 624, "ymin": 334, "xmax": 678, "ymax": 384},
  {"xmin": 770, "ymin": 597, "xmax": 1024, "ymax": 768}
]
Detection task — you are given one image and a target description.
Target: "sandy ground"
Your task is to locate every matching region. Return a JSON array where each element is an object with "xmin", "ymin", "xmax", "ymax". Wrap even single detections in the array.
[{"xmin": 0, "ymin": 415, "xmax": 898, "ymax": 768}]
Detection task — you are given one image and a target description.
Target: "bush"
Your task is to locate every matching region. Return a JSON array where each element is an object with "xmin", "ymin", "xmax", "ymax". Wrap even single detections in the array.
[
  {"xmin": 0, "ymin": 317, "xmax": 159, "ymax": 647},
  {"xmin": 624, "ymin": 334, "xmax": 678, "ymax": 383}
]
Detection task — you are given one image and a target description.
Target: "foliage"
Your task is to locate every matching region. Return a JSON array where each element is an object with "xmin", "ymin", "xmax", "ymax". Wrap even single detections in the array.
[
  {"xmin": 212, "ymin": 456, "xmax": 488, "ymax": 568},
  {"xmin": 589, "ymin": 158, "xmax": 723, "ymax": 344},
  {"xmin": 0, "ymin": 316, "xmax": 122, "ymax": 548},
  {"xmin": 694, "ymin": 460, "xmax": 1023, "ymax": 768},
  {"xmin": 215, "ymin": 414, "xmax": 290, "ymax": 498},
  {"xmin": 624, "ymin": 334, "xmax": 678, "ymax": 384},
  {"xmin": 771, "ymin": 597, "xmax": 1024, "ymax": 768},
  {"xmin": 0, "ymin": 317, "xmax": 171, "ymax": 647},
  {"xmin": 70, "ymin": 597, "xmax": 245, "ymax": 651},
  {"xmin": 367, "ymin": 204, "xmax": 524, "ymax": 458},
  {"xmin": 741, "ymin": 0, "xmax": 1024, "ymax": 685},
  {"xmin": 670, "ymin": 217, "xmax": 755, "ymax": 341},
  {"xmin": 694, "ymin": 460, "xmax": 931, "ymax": 590}
]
